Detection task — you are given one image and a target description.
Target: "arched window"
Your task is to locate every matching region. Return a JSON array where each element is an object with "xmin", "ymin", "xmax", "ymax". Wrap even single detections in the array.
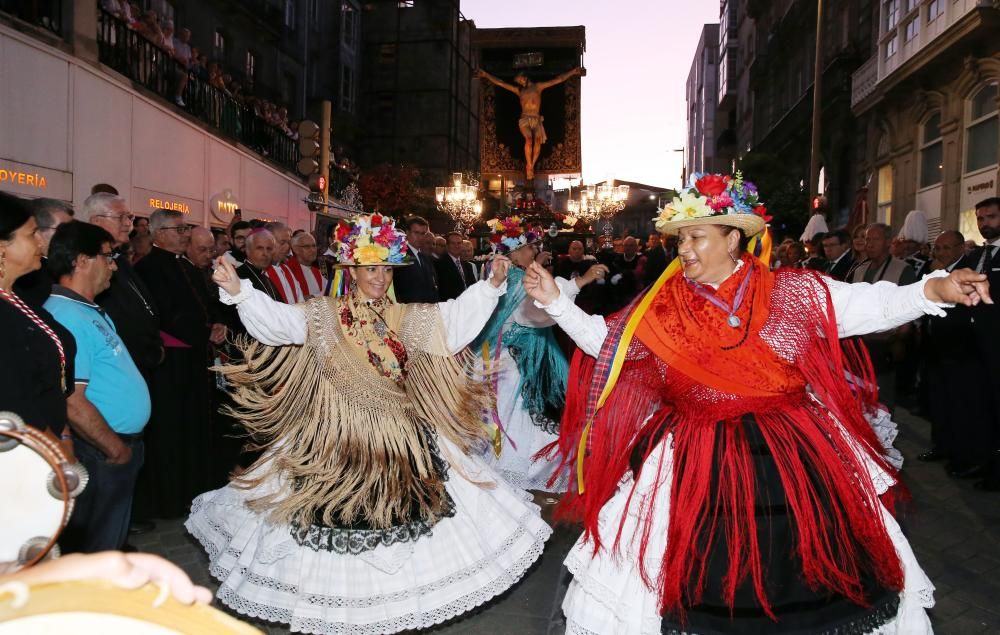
[
  {"xmin": 965, "ymin": 82, "xmax": 998, "ymax": 174},
  {"xmin": 919, "ymin": 112, "xmax": 943, "ymax": 188}
]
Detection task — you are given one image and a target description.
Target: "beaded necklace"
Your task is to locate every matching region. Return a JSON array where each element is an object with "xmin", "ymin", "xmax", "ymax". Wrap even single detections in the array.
[{"xmin": 0, "ymin": 287, "xmax": 66, "ymax": 391}]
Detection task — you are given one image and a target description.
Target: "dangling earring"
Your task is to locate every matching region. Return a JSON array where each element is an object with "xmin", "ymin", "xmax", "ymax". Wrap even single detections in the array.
[
  {"xmin": 0, "ymin": 251, "xmax": 7, "ymax": 281},
  {"xmin": 729, "ymin": 251, "xmax": 738, "ymax": 265}
]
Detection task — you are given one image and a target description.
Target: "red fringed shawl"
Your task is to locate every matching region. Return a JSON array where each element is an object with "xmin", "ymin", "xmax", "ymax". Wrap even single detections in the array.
[{"xmin": 547, "ymin": 256, "xmax": 904, "ymax": 621}]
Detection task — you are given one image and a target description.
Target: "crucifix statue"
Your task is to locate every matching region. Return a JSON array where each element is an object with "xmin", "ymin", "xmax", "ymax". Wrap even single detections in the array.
[{"xmin": 477, "ymin": 66, "xmax": 583, "ymax": 181}]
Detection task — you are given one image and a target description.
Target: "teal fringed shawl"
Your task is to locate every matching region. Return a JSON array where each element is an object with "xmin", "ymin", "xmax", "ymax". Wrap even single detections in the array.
[{"xmin": 472, "ymin": 267, "xmax": 569, "ymax": 419}]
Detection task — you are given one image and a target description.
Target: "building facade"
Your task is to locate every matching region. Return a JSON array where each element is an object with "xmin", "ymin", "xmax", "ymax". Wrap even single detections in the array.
[
  {"xmin": 357, "ymin": 0, "xmax": 479, "ymax": 182},
  {"xmin": 686, "ymin": 24, "xmax": 722, "ymax": 179},
  {"xmin": 851, "ymin": 0, "xmax": 1000, "ymax": 242},
  {"xmin": 0, "ymin": 0, "xmax": 320, "ymax": 229}
]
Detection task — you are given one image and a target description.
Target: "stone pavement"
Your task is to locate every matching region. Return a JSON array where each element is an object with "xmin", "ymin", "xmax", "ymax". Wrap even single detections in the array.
[{"xmin": 132, "ymin": 409, "xmax": 1000, "ymax": 634}]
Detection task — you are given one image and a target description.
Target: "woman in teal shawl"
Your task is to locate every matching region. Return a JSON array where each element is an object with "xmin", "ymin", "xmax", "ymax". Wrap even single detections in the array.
[{"xmin": 473, "ymin": 217, "xmax": 606, "ymax": 491}]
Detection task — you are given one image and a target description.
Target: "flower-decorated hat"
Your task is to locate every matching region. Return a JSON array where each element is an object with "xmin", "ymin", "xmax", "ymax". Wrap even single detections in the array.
[
  {"xmin": 485, "ymin": 216, "xmax": 542, "ymax": 255},
  {"xmin": 654, "ymin": 171, "xmax": 771, "ymax": 236},
  {"xmin": 333, "ymin": 214, "xmax": 412, "ymax": 266}
]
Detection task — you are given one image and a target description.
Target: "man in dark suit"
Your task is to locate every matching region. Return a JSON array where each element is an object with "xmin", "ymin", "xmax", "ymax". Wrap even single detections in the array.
[
  {"xmin": 393, "ymin": 216, "xmax": 439, "ymax": 303},
  {"xmin": 917, "ymin": 231, "xmax": 991, "ymax": 477},
  {"xmin": 643, "ymin": 233, "xmax": 675, "ymax": 286},
  {"xmin": 821, "ymin": 229, "xmax": 854, "ymax": 281},
  {"xmin": 963, "ymin": 198, "xmax": 1000, "ymax": 491},
  {"xmin": 435, "ymin": 231, "xmax": 476, "ymax": 300}
]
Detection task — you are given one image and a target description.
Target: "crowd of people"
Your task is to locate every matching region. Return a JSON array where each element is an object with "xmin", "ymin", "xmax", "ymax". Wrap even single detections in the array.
[
  {"xmin": 100, "ymin": 0, "xmax": 300, "ymax": 141},
  {"xmin": 1, "ymin": 175, "xmax": 997, "ymax": 634}
]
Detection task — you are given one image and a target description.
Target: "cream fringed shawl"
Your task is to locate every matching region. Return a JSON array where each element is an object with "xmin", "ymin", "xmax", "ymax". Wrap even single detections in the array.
[{"xmin": 219, "ymin": 297, "xmax": 492, "ymax": 530}]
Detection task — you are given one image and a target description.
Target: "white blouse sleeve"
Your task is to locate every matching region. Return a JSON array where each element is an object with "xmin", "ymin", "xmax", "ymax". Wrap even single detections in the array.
[
  {"xmin": 220, "ymin": 278, "xmax": 307, "ymax": 346},
  {"xmin": 513, "ymin": 276, "xmax": 581, "ymax": 328},
  {"xmin": 532, "ymin": 290, "xmax": 609, "ymax": 358},
  {"xmin": 437, "ymin": 278, "xmax": 507, "ymax": 353},
  {"xmin": 827, "ymin": 270, "xmax": 952, "ymax": 338}
]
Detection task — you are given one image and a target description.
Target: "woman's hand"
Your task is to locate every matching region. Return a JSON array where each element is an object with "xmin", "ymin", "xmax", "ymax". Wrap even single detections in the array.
[
  {"xmin": 577, "ymin": 264, "xmax": 609, "ymax": 288},
  {"xmin": 923, "ymin": 268, "xmax": 992, "ymax": 306},
  {"xmin": 6, "ymin": 552, "xmax": 213, "ymax": 605},
  {"xmin": 523, "ymin": 262, "xmax": 560, "ymax": 305},
  {"xmin": 488, "ymin": 255, "xmax": 511, "ymax": 288},
  {"xmin": 211, "ymin": 257, "xmax": 242, "ymax": 297},
  {"xmin": 535, "ymin": 251, "xmax": 552, "ymax": 267}
]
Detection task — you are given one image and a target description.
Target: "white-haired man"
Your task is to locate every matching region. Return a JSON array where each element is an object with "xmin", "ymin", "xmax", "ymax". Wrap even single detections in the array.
[
  {"xmin": 287, "ymin": 231, "xmax": 326, "ymax": 298},
  {"xmin": 262, "ymin": 222, "xmax": 304, "ymax": 303}
]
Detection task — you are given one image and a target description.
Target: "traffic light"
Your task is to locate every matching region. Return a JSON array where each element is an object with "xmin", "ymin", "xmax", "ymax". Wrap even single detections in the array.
[
  {"xmin": 297, "ymin": 120, "xmax": 321, "ymax": 177},
  {"xmin": 305, "ymin": 174, "xmax": 327, "ymax": 212},
  {"xmin": 811, "ymin": 195, "xmax": 828, "ymax": 212}
]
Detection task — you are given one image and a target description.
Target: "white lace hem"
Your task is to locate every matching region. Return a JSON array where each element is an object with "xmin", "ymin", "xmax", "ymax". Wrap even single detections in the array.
[
  {"xmin": 186, "ymin": 437, "xmax": 552, "ymax": 634},
  {"xmin": 561, "ymin": 436, "xmax": 935, "ymax": 635}
]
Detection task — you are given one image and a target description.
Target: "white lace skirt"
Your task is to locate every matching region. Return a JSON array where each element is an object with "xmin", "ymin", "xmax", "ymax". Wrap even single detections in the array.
[
  {"xmin": 185, "ymin": 437, "xmax": 552, "ymax": 634},
  {"xmin": 561, "ymin": 436, "xmax": 936, "ymax": 635},
  {"xmin": 477, "ymin": 347, "xmax": 569, "ymax": 493}
]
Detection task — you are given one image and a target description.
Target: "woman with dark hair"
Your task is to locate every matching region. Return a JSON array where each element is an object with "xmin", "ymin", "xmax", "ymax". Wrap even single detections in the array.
[
  {"xmin": 0, "ymin": 191, "xmax": 76, "ymax": 438},
  {"xmin": 523, "ymin": 173, "xmax": 990, "ymax": 634}
]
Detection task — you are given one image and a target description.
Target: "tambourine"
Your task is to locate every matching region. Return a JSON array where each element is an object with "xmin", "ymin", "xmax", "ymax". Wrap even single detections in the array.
[
  {"xmin": 0, "ymin": 412, "xmax": 88, "ymax": 568},
  {"xmin": 0, "ymin": 579, "xmax": 260, "ymax": 633}
]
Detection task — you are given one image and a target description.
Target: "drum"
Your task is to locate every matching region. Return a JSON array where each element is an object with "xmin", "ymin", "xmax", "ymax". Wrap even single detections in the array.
[
  {"xmin": 0, "ymin": 579, "xmax": 260, "ymax": 634},
  {"xmin": 0, "ymin": 412, "xmax": 87, "ymax": 568}
]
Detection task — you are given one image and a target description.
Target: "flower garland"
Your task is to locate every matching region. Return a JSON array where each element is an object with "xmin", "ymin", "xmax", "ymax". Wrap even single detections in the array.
[
  {"xmin": 334, "ymin": 214, "xmax": 411, "ymax": 266},
  {"xmin": 654, "ymin": 171, "xmax": 771, "ymax": 232}
]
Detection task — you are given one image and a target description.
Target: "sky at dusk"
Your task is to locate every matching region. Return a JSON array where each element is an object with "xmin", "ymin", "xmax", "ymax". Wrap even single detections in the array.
[{"xmin": 461, "ymin": 0, "xmax": 720, "ymax": 190}]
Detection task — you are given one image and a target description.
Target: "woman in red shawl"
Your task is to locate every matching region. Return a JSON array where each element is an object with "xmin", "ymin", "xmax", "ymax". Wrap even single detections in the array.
[{"xmin": 523, "ymin": 173, "xmax": 991, "ymax": 635}]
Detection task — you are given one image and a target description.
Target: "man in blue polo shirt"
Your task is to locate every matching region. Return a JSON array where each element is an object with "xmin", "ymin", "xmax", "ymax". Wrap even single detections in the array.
[{"xmin": 45, "ymin": 221, "xmax": 151, "ymax": 552}]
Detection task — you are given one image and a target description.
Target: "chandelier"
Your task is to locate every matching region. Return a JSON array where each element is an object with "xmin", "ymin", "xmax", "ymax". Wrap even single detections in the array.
[
  {"xmin": 436, "ymin": 172, "xmax": 483, "ymax": 230},
  {"xmin": 566, "ymin": 179, "xmax": 629, "ymax": 245}
]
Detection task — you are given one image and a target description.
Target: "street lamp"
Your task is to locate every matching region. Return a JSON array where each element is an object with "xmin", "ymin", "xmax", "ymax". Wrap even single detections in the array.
[{"xmin": 436, "ymin": 172, "xmax": 483, "ymax": 231}]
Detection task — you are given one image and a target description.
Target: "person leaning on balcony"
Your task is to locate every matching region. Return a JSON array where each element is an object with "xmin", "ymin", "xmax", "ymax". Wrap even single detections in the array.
[{"xmin": 170, "ymin": 27, "xmax": 192, "ymax": 108}]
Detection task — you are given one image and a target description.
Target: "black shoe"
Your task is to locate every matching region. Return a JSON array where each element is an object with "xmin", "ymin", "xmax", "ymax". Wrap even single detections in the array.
[
  {"xmin": 917, "ymin": 449, "xmax": 945, "ymax": 462},
  {"xmin": 948, "ymin": 465, "xmax": 985, "ymax": 480},
  {"xmin": 972, "ymin": 479, "xmax": 1000, "ymax": 492},
  {"xmin": 128, "ymin": 520, "xmax": 156, "ymax": 535}
]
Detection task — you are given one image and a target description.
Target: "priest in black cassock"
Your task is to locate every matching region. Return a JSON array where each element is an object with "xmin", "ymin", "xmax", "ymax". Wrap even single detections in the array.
[
  {"xmin": 235, "ymin": 228, "xmax": 283, "ymax": 304},
  {"xmin": 134, "ymin": 210, "xmax": 217, "ymax": 518},
  {"xmin": 180, "ymin": 227, "xmax": 241, "ymax": 487}
]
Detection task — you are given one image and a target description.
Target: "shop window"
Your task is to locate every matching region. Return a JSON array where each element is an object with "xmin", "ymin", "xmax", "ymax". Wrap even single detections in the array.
[
  {"xmin": 919, "ymin": 113, "xmax": 943, "ymax": 188},
  {"xmin": 877, "ymin": 164, "xmax": 893, "ymax": 225},
  {"xmin": 285, "ymin": 0, "xmax": 297, "ymax": 29},
  {"xmin": 965, "ymin": 82, "xmax": 999, "ymax": 173}
]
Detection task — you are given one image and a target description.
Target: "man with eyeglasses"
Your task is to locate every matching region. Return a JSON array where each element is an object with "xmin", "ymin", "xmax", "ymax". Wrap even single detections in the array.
[
  {"xmin": 81, "ymin": 192, "xmax": 163, "ymax": 536},
  {"xmin": 14, "ymin": 198, "xmax": 74, "ymax": 306},
  {"xmin": 45, "ymin": 221, "xmax": 151, "ymax": 552},
  {"xmin": 80, "ymin": 193, "xmax": 163, "ymax": 375},
  {"xmin": 133, "ymin": 209, "xmax": 223, "ymax": 515}
]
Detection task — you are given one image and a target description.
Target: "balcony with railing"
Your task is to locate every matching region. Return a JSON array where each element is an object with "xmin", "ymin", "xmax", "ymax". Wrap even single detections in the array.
[
  {"xmin": 852, "ymin": 0, "xmax": 995, "ymax": 111},
  {"xmin": 850, "ymin": 57, "xmax": 878, "ymax": 109},
  {"xmin": 96, "ymin": 8, "xmax": 297, "ymax": 173},
  {"xmin": 0, "ymin": 0, "xmax": 63, "ymax": 36}
]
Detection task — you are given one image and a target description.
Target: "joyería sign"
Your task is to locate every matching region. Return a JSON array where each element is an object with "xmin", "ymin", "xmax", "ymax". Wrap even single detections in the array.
[{"xmin": 0, "ymin": 160, "xmax": 72, "ymax": 200}]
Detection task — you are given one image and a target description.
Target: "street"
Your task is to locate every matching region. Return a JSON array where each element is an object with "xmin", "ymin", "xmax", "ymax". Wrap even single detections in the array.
[{"xmin": 133, "ymin": 408, "xmax": 1000, "ymax": 634}]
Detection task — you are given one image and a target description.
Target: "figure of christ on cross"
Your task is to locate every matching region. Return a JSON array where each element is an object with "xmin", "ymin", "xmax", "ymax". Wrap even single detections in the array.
[{"xmin": 477, "ymin": 66, "xmax": 583, "ymax": 181}]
